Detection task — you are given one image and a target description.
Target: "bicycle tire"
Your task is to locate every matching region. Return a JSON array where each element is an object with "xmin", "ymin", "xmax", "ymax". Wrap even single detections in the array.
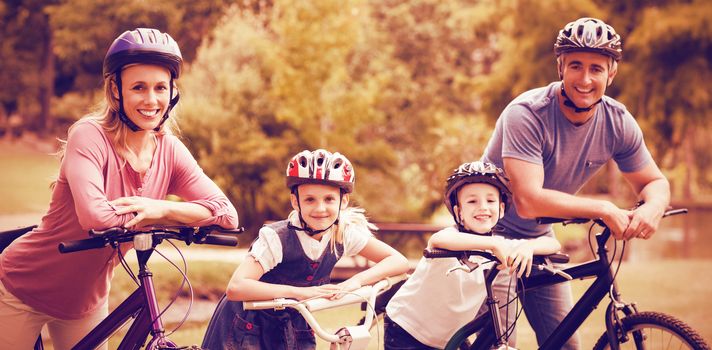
[{"xmin": 593, "ymin": 311, "xmax": 710, "ymax": 350}]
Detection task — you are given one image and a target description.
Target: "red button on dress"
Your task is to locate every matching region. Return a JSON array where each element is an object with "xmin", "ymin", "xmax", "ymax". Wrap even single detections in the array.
[
  {"xmin": 246, "ymin": 322, "xmax": 254, "ymax": 330},
  {"xmin": 306, "ymin": 275, "xmax": 314, "ymax": 281}
]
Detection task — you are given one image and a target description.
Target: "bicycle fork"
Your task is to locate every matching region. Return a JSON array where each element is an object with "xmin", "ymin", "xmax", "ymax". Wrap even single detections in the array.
[{"xmin": 604, "ymin": 281, "xmax": 640, "ymax": 350}]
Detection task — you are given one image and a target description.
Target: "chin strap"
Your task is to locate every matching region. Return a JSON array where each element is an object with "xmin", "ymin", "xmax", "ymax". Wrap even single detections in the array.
[
  {"xmin": 560, "ymin": 84, "xmax": 602, "ymax": 113},
  {"xmin": 115, "ymin": 75, "xmax": 180, "ymax": 132},
  {"xmin": 289, "ymin": 189, "xmax": 343, "ymax": 237}
]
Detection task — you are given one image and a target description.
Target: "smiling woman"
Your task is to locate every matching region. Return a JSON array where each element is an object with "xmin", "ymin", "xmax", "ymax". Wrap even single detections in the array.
[{"xmin": 0, "ymin": 28, "xmax": 239, "ymax": 349}]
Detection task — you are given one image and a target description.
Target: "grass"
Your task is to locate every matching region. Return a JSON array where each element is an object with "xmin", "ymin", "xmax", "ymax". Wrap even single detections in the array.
[{"xmin": 0, "ymin": 140, "xmax": 57, "ymax": 214}]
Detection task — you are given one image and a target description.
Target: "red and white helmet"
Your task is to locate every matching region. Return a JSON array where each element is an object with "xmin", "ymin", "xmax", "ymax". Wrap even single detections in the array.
[{"xmin": 286, "ymin": 149, "xmax": 355, "ymax": 193}]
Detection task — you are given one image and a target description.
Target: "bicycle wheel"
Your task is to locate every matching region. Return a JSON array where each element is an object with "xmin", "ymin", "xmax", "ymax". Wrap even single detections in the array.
[{"xmin": 593, "ymin": 311, "xmax": 710, "ymax": 350}]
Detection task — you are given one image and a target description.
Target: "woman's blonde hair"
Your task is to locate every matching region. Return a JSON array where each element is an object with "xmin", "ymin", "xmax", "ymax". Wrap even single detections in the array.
[{"xmin": 57, "ymin": 71, "xmax": 180, "ymax": 162}]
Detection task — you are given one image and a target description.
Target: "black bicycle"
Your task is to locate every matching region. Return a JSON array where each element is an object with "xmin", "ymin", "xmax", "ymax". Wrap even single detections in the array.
[{"xmin": 415, "ymin": 208, "xmax": 709, "ymax": 349}]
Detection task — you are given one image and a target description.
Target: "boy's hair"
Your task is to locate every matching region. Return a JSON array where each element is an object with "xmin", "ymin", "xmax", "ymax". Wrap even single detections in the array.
[{"xmin": 444, "ymin": 161, "xmax": 511, "ymax": 229}]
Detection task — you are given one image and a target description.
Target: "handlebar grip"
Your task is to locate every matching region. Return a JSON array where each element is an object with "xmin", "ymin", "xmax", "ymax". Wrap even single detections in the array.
[
  {"xmin": 423, "ymin": 248, "xmax": 461, "ymax": 258},
  {"xmin": 199, "ymin": 226, "xmax": 245, "ymax": 235},
  {"xmin": 58, "ymin": 237, "xmax": 108, "ymax": 254},
  {"xmin": 201, "ymin": 234, "xmax": 239, "ymax": 247},
  {"xmin": 89, "ymin": 227, "xmax": 126, "ymax": 237}
]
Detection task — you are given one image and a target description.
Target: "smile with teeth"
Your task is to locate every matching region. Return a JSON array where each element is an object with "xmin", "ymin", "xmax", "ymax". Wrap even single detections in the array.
[
  {"xmin": 138, "ymin": 109, "xmax": 160, "ymax": 117},
  {"xmin": 574, "ymin": 86, "xmax": 594, "ymax": 94}
]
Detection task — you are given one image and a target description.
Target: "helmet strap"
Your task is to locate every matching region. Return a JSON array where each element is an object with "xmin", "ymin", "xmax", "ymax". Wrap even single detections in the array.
[
  {"xmin": 115, "ymin": 75, "xmax": 179, "ymax": 133},
  {"xmin": 115, "ymin": 75, "xmax": 142, "ymax": 132},
  {"xmin": 560, "ymin": 84, "xmax": 602, "ymax": 114},
  {"xmin": 290, "ymin": 188, "xmax": 342, "ymax": 237}
]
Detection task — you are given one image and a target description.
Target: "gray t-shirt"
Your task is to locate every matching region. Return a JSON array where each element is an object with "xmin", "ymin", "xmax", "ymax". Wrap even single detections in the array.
[{"xmin": 482, "ymin": 82, "xmax": 652, "ymax": 237}]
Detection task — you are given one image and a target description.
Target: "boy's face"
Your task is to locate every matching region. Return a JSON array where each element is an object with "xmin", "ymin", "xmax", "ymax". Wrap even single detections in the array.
[
  {"xmin": 290, "ymin": 183, "xmax": 349, "ymax": 231},
  {"xmin": 455, "ymin": 182, "xmax": 504, "ymax": 234}
]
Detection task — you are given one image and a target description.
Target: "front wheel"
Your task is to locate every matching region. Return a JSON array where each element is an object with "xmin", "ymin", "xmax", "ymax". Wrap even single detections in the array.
[{"xmin": 593, "ymin": 311, "xmax": 709, "ymax": 350}]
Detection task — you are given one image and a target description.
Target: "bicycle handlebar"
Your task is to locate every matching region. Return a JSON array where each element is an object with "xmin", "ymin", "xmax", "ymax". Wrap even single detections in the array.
[
  {"xmin": 243, "ymin": 273, "xmax": 409, "ymax": 345},
  {"xmin": 536, "ymin": 208, "xmax": 688, "ymax": 226},
  {"xmin": 423, "ymin": 248, "xmax": 570, "ymax": 264},
  {"xmin": 58, "ymin": 225, "xmax": 244, "ymax": 254}
]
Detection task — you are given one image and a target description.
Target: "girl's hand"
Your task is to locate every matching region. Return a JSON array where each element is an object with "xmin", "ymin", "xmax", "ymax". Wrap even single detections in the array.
[
  {"xmin": 507, "ymin": 243, "xmax": 535, "ymax": 278},
  {"xmin": 111, "ymin": 197, "xmax": 167, "ymax": 228},
  {"xmin": 292, "ymin": 284, "xmax": 341, "ymax": 301},
  {"xmin": 331, "ymin": 279, "xmax": 363, "ymax": 300}
]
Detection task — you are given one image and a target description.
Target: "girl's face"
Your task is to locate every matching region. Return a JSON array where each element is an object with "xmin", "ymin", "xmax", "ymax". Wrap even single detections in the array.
[
  {"xmin": 115, "ymin": 64, "xmax": 172, "ymax": 131},
  {"xmin": 291, "ymin": 183, "xmax": 349, "ymax": 231},
  {"xmin": 455, "ymin": 182, "xmax": 504, "ymax": 234}
]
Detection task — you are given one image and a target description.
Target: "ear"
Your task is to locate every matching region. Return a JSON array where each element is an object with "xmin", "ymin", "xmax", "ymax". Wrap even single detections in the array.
[
  {"xmin": 111, "ymin": 79, "xmax": 120, "ymax": 100},
  {"xmin": 453, "ymin": 204, "xmax": 461, "ymax": 222},
  {"xmin": 556, "ymin": 56, "xmax": 564, "ymax": 80},
  {"xmin": 499, "ymin": 202, "xmax": 506, "ymax": 219},
  {"xmin": 290, "ymin": 193, "xmax": 299, "ymax": 211},
  {"xmin": 607, "ymin": 61, "xmax": 618, "ymax": 86},
  {"xmin": 341, "ymin": 193, "xmax": 350, "ymax": 208}
]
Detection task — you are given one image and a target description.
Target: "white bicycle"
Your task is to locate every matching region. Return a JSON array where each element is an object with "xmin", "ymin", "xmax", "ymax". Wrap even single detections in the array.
[{"xmin": 243, "ymin": 274, "xmax": 408, "ymax": 350}]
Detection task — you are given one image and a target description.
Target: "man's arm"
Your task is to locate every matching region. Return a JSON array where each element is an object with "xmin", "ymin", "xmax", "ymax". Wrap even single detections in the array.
[
  {"xmin": 503, "ymin": 157, "xmax": 632, "ymax": 237},
  {"xmin": 620, "ymin": 162, "xmax": 670, "ymax": 240}
]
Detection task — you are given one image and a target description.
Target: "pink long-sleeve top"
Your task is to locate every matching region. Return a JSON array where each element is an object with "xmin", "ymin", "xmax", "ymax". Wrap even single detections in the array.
[{"xmin": 0, "ymin": 119, "xmax": 238, "ymax": 319}]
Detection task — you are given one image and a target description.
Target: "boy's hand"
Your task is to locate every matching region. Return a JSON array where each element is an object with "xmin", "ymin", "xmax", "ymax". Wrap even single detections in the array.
[
  {"xmin": 489, "ymin": 237, "xmax": 511, "ymax": 269},
  {"xmin": 507, "ymin": 243, "xmax": 535, "ymax": 278}
]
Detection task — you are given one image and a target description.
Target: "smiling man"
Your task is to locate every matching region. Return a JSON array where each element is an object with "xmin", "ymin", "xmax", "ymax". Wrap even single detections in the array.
[{"xmin": 479, "ymin": 17, "xmax": 670, "ymax": 349}]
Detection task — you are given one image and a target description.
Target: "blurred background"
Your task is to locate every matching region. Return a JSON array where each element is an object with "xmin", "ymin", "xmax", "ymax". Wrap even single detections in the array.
[{"xmin": 1, "ymin": 0, "xmax": 711, "ymax": 347}]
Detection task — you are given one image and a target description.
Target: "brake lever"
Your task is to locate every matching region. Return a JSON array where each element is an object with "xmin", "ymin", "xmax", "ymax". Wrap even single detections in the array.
[
  {"xmin": 536, "ymin": 258, "xmax": 573, "ymax": 280},
  {"xmin": 446, "ymin": 257, "xmax": 480, "ymax": 276}
]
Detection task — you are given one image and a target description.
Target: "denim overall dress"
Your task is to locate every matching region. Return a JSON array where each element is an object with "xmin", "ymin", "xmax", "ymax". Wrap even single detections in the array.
[{"xmin": 202, "ymin": 220, "xmax": 344, "ymax": 350}]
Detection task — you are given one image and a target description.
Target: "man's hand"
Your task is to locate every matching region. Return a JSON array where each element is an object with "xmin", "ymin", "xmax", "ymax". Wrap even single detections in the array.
[
  {"xmin": 601, "ymin": 201, "xmax": 632, "ymax": 240},
  {"xmin": 624, "ymin": 202, "xmax": 665, "ymax": 240}
]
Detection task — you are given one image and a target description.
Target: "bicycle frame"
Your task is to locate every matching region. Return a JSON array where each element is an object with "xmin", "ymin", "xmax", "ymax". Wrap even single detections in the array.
[
  {"xmin": 447, "ymin": 226, "xmax": 629, "ymax": 350},
  {"xmin": 71, "ymin": 249, "xmax": 177, "ymax": 350}
]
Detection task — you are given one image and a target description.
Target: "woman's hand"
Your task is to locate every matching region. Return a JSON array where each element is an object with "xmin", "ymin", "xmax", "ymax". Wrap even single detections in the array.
[
  {"xmin": 111, "ymin": 196, "xmax": 167, "ymax": 228},
  {"xmin": 507, "ymin": 243, "xmax": 535, "ymax": 278}
]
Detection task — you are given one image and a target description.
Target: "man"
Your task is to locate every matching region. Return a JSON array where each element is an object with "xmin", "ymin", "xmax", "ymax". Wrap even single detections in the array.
[{"xmin": 481, "ymin": 17, "xmax": 670, "ymax": 349}]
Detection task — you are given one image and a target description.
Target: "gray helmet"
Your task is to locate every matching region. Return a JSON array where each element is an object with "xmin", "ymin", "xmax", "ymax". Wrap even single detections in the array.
[
  {"xmin": 554, "ymin": 17, "xmax": 622, "ymax": 61},
  {"xmin": 444, "ymin": 161, "xmax": 511, "ymax": 220}
]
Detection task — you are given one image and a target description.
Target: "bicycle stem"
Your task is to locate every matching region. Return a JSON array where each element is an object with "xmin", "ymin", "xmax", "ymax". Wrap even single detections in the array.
[{"xmin": 136, "ymin": 249, "xmax": 168, "ymax": 340}]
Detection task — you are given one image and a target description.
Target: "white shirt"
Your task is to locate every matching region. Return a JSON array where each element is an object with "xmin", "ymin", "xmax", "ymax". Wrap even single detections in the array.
[
  {"xmin": 249, "ymin": 207, "xmax": 373, "ymax": 273},
  {"xmin": 386, "ymin": 226, "xmax": 521, "ymax": 348}
]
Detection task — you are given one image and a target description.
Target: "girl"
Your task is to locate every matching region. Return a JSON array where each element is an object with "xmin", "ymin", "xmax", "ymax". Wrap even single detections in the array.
[
  {"xmin": 384, "ymin": 161, "xmax": 561, "ymax": 349},
  {"xmin": 0, "ymin": 28, "xmax": 239, "ymax": 349},
  {"xmin": 203, "ymin": 149, "xmax": 409, "ymax": 350}
]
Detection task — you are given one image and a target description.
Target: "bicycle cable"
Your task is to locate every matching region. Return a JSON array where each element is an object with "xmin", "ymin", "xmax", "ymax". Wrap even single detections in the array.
[
  {"xmin": 302, "ymin": 288, "xmax": 382, "ymax": 350},
  {"xmin": 116, "ymin": 243, "xmax": 140, "ymax": 287},
  {"xmin": 153, "ymin": 239, "xmax": 193, "ymax": 336}
]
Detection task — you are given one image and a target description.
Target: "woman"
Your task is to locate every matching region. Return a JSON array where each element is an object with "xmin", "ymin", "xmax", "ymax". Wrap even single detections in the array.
[{"xmin": 0, "ymin": 28, "xmax": 239, "ymax": 349}]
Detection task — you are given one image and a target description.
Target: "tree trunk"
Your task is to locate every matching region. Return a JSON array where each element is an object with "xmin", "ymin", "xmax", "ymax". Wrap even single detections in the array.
[{"xmin": 38, "ymin": 13, "xmax": 54, "ymax": 135}]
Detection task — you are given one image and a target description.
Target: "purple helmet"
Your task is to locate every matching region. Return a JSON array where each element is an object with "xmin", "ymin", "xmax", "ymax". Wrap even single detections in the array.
[
  {"xmin": 554, "ymin": 17, "xmax": 622, "ymax": 61},
  {"xmin": 103, "ymin": 28, "xmax": 182, "ymax": 78}
]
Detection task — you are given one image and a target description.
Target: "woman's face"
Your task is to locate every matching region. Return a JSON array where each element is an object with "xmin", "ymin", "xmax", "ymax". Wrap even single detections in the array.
[
  {"xmin": 116, "ymin": 64, "xmax": 172, "ymax": 131},
  {"xmin": 291, "ymin": 183, "xmax": 348, "ymax": 231}
]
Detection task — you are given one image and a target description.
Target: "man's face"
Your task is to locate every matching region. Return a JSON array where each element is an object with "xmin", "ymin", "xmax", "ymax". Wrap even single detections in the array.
[{"xmin": 560, "ymin": 51, "xmax": 617, "ymax": 108}]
